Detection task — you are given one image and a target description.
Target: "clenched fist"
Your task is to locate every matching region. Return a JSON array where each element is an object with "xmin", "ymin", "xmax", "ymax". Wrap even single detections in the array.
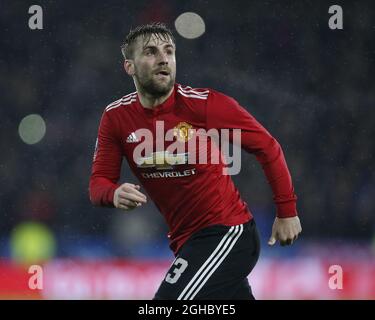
[
  {"xmin": 113, "ymin": 183, "xmax": 147, "ymax": 211},
  {"xmin": 268, "ymin": 216, "xmax": 302, "ymax": 246}
]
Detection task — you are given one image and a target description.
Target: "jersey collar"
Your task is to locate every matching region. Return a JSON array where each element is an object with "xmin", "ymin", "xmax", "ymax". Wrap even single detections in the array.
[{"xmin": 136, "ymin": 84, "xmax": 177, "ymax": 117}]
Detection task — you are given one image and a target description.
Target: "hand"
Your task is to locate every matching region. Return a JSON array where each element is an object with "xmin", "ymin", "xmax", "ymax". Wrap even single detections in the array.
[
  {"xmin": 268, "ymin": 216, "xmax": 302, "ymax": 246},
  {"xmin": 113, "ymin": 183, "xmax": 147, "ymax": 211}
]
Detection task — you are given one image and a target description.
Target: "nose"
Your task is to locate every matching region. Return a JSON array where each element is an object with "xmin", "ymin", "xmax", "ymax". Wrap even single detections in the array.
[{"xmin": 157, "ymin": 51, "xmax": 168, "ymax": 65}]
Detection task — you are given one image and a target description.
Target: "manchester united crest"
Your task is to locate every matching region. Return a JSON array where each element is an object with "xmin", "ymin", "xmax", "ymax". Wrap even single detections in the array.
[{"xmin": 173, "ymin": 122, "xmax": 194, "ymax": 142}]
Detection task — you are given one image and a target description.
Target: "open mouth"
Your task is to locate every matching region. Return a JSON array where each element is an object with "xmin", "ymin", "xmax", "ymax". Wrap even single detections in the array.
[{"xmin": 155, "ymin": 70, "xmax": 170, "ymax": 76}]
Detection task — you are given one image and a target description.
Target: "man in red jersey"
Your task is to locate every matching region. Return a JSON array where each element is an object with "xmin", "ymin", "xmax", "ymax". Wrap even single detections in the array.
[{"xmin": 89, "ymin": 23, "xmax": 302, "ymax": 299}]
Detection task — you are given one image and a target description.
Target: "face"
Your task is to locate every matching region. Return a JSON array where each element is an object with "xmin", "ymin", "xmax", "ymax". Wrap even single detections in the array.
[{"xmin": 125, "ymin": 34, "xmax": 176, "ymax": 97}]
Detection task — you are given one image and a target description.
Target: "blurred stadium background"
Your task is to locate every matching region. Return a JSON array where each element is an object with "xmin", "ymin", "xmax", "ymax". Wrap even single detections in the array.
[{"xmin": 1, "ymin": 0, "xmax": 374, "ymax": 299}]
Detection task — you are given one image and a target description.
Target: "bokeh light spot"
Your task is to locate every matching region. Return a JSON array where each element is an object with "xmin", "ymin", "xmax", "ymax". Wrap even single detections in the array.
[
  {"xmin": 18, "ymin": 114, "xmax": 46, "ymax": 144},
  {"xmin": 175, "ymin": 12, "xmax": 205, "ymax": 39}
]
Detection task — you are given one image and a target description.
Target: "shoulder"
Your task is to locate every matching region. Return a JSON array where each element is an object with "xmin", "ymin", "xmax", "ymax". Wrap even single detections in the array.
[
  {"xmin": 207, "ymin": 88, "xmax": 237, "ymax": 104},
  {"xmin": 176, "ymin": 84, "xmax": 210, "ymax": 101},
  {"xmin": 104, "ymin": 91, "xmax": 138, "ymax": 113},
  {"xmin": 176, "ymin": 84, "xmax": 236, "ymax": 105}
]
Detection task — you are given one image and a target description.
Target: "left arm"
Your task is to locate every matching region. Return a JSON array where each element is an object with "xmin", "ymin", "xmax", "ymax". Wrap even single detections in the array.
[
  {"xmin": 206, "ymin": 90, "xmax": 302, "ymax": 246},
  {"xmin": 238, "ymin": 116, "xmax": 302, "ymax": 246}
]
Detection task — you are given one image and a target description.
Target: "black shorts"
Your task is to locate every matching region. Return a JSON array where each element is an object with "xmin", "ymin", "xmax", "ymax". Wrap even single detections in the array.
[{"xmin": 154, "ymin": 219, "xmax": 260, "ymax": 300}]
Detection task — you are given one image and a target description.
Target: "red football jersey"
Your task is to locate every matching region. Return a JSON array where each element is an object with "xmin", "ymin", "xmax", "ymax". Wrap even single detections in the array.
[{"xmin": 89, "ymin": 84, "xmax": 297, "ymax": 254}]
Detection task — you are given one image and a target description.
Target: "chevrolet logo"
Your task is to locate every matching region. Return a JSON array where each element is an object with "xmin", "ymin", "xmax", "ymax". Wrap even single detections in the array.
[{"xmin": 136, "ymin": 151, "xmax": 189, "ymax": 170}]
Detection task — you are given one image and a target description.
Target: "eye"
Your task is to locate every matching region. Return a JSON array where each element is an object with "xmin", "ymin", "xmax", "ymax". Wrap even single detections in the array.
[{"xmin": 144, "ymin": 48, "xmax": 155, "ymax": 56}]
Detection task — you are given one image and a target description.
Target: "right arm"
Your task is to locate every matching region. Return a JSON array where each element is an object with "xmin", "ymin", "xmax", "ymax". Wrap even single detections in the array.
[{"xmin": 89, "ymin": 110, "xmax": 146, "ymax": 209}]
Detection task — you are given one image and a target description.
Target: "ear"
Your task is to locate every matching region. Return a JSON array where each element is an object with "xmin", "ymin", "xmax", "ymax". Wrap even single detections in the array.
[{"xmin": 124, "ymin": 59, "xmax": 135, "ymax": 76}]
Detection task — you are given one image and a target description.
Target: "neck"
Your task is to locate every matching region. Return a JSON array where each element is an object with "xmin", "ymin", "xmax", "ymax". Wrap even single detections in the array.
[{"xmin": 136, "ymin": 84, "xmax": 174, "ymax": 109}]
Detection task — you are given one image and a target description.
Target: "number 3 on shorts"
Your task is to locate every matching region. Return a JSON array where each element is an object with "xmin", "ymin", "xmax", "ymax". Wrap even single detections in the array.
[{"xmin": 165, "ymin": 257, "xmax": 188, "ymax": 284}]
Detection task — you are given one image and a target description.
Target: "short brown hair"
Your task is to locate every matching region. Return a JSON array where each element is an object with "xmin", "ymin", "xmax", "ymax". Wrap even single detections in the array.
[{"xmin": 121, "ymin": 22, "xmax": 175, "ymax": 59}]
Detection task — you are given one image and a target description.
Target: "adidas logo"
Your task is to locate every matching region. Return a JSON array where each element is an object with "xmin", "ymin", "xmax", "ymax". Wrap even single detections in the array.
[{"xmin": 126, "ymin": 132, "xmax": 139, "ymax": 143}]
